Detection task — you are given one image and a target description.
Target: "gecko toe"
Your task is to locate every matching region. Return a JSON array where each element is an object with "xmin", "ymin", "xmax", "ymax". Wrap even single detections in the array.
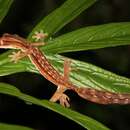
[{"xmin": 59, "ymin": 94, "xmax": 70, "ymax": 107}]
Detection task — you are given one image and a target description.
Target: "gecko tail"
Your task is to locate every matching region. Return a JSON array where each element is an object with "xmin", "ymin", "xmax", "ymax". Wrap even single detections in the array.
[{"xmin": 74, "ymin": 87, "xmax": 130, "ymax": 105}]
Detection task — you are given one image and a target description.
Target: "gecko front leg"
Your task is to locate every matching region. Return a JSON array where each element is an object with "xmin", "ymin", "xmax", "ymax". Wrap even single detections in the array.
[
  {"xmin": 50, "ymin": 59, "xmax": 72, "ymax": 107},
  {"xmin": 32, "ymin": 30, "xmax": 48, "ymax": 42}
]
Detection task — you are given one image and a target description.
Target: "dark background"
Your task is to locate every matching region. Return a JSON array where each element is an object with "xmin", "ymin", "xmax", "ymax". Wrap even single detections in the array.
[{"xmin": 0, "ymin": 0, "xmax": 130, "ymax": 130}]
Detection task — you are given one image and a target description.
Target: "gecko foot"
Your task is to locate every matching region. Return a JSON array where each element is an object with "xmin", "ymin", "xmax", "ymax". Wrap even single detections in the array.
[
  {"xmin": 8, "ymin": 51, "xmax": 28, "ymax": 63},
  {"xmin": 32, "ymin": 30, "xmax": 48, "ymax": 41},
  {"xmin": 50, "ymin": 85, "xmax": 70, "ymax": 107},
  {"xmin": 59, "ymin": 93, "xmax": 70, "ymax": 107},
  {"xmin": 9, "ymin": 51, "xmax": 23, "ymax": 63}
]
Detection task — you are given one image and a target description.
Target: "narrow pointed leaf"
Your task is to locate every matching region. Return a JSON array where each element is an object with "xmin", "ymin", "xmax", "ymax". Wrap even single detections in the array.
[
  {"xmin": 0, "ymin": 52, "xmax": 130, "ymax": 94},
  {"xmin": 42, "ymin": 22, "xmax": 130, "ymax": 53},
  {"xmin": 28, "ymin": 0, "xmax": 97, "ymax": 39},
  {"xmin": 26, "ymin": 54, "xmax": 130, "ymax": 93},
  {"xmin": 0, "ymin": 83, "xmax": 110, "ymax": 130},
  {"xmin": 0, "ymin": 0, "xmax": 14, "ymax": 23},
  {"xmin": 0, "ymin": 123, "xmax": 33, "ymax": 130}
]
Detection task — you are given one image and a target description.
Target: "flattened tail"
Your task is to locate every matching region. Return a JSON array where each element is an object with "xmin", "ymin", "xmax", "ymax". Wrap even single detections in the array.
[{"xmin": 72, "ymin": 87, "xmax": 130, "ymax": 105}]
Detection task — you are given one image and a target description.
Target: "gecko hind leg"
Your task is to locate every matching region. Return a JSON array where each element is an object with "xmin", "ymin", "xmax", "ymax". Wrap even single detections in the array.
[{"xmin": 50, "ymin": 59, "xmax": 72, "ymax": 107}]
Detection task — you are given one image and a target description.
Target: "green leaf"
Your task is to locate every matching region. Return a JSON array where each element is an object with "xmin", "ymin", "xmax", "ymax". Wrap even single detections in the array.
[
  {"xmin": 26, "ymin": 54, "xmax": 130, "ymax": 93},
  {"xmin": 0, "ymin": 52, "xmax": 130, "ymax": 94},
  {"xmin": 42, "ymin": 22, "xmax": 130, "ymax": 53},
  {"xmin": 28, "ymin": 0, "xmax": 97, "ymax": 39},
  {"xmin": 0, "ymin": 82, "xmax": 110, "ymax": 130},
  {"xmin": 0, "ymin": 123, "xmax": 34, "ymax": 130},
  {"xmin": 0, "ymin": 51, "xmax": 27, "ymax": 76},
  {"xmin": 0, "ymin": 0, "xmax": 14, "ymax": 23}
]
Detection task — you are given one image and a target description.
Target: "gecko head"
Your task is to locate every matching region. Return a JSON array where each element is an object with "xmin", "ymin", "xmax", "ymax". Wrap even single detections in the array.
[
  {"xmin": 0, "ymin": 35, "xmax": 10, "ymax": 48},
  {"xmin": 0, "ymin": 33, "xmax": 28, "ymax": 50}
]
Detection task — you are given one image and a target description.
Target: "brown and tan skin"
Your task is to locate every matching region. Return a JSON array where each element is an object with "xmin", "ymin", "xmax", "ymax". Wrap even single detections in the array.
[{"xmin": 0, "ymin": 33, "xmax": 130, "ymax": 107}]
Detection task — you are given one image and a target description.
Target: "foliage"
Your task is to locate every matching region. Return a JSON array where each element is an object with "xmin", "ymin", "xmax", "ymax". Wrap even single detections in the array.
[{"xmin": 0, "ymin": 0, "xmax": 130, "ymax": 130}]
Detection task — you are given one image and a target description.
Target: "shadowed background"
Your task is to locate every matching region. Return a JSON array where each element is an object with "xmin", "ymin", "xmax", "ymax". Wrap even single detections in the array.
[{"xmin": 0, "ymin": 0, "xmax": 130, "ymax": 130}]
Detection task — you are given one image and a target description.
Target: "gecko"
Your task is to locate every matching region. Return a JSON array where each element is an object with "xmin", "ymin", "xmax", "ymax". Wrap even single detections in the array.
[{"xmin": 0, "ymin": 33, "xmax": 130, "ymax": 107}]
